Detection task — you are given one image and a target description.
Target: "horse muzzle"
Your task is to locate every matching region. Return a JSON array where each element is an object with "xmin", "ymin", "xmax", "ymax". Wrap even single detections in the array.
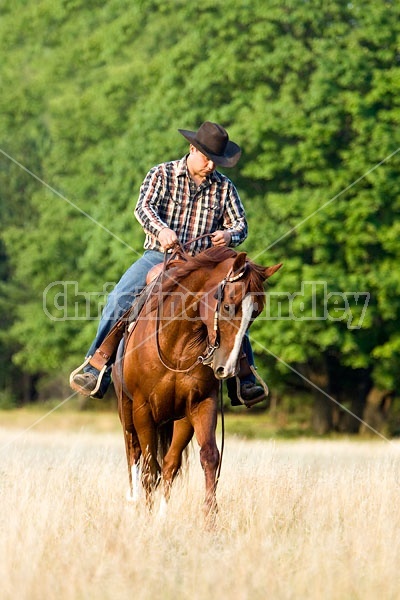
[
  {"xmin": 213, "ymin": 364, "xmax": 237, "ymax": 380},
  {"xmin": 200, "ymin": 342, "xmax": 238, "ymax": 379}
]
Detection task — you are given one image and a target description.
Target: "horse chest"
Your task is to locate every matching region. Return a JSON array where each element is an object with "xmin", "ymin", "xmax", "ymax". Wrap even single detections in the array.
[{"xmin": 149, "ymin": 375, "xmax": 216, "ymax": 424}]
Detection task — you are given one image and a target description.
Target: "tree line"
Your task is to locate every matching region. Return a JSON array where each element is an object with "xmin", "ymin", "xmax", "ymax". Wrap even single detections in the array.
[{"xmin": 1, "ymin": 0, "xmax": 400, "ymax": 433}]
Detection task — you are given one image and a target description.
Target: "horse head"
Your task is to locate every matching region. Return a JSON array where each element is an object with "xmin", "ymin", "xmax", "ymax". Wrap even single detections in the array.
[{"xmin": 200, "ymin": 252, "xmax": 282, "ymax": 379}]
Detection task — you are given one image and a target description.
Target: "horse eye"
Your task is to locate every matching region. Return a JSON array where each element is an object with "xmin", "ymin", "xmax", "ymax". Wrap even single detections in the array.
[{"xmin": 223, "ymin": 304, "xmax": 230, "ymax": 312}]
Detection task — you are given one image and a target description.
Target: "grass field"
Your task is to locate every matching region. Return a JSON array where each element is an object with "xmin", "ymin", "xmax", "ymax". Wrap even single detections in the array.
[{"xmin": 1, "ymin": 409, "xmax": 399, "ymax": 600}]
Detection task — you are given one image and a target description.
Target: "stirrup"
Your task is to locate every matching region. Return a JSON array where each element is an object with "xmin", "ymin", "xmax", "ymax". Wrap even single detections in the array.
[
  {"xmin": 235, "ymin": 366, "xmax": 269, "ymax": 408},
  {"xmin": 250, "ymin": 365, "xmax": 269, "ymax": 397},
  {"xmin": 69, "ymin": 356, "xmax": 108, "ymax": 397}
]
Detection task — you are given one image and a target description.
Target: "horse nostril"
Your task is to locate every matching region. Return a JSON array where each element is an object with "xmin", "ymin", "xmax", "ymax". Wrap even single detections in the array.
[{"xmin": 215, "ymin": 366, "xmax": 225, "ymax": 378}]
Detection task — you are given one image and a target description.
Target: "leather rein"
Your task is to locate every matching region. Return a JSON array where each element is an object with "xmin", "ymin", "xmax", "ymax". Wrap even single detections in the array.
[{"xmin": 154, "ymin": 237, "xmax": 248, "ymax": 374}]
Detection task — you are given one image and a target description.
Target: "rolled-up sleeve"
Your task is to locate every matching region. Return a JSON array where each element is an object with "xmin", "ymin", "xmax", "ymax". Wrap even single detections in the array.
[{"xmin": 223, "ymin": 182, "xmax": 248, "ymax": 247}]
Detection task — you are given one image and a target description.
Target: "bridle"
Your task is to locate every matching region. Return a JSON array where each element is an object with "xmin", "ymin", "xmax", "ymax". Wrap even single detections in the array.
[
  {"xmin": 154, "ymin": 249, "xmax": 249, "ymax": 374},
  {"xmin": 200, "ymin": 262, "xmax": 249, "ymax": 366}
]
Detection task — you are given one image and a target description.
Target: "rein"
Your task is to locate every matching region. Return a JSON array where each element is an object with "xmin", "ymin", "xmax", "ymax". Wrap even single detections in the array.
[
  {"xmin": 153, "ymin": 239, "xmax": 248, "ymax": 374},
  {"xmin": 183, "ymin": 233, "xmax": 214, "ymax": 251},
  {"xmin": 153, "ymin": 240, "xmax": 229, "ymax": 487},
  {"xmin": 216, "ymin": 382, "xmax": 225, "ymax": 487},
  {"xmin": 152, "ymin": 236, "xmax": 247, "ymax": 489},
  {"xmin": 153, "ymin": 244, "xmax": 204, "ymax": 373}
]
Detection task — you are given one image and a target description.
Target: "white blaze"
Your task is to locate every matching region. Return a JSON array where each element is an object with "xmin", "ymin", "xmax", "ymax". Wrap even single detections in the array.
[{"xmin": 223, "ymin": 295, "xmax": 254, "ymax": 376}]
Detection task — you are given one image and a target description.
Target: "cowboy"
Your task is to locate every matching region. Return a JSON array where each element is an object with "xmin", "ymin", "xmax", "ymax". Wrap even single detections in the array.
[{"xmin": 70, "ymin": 121, "xmax": 266, "ymax": 405}]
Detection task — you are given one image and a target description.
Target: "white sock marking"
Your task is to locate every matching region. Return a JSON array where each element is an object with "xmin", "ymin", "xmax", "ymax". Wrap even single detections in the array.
[
  {"xmin": 126, "ymin": 464, "xmax": 142, "ymax": 502},
  {"xmin": 158, "ymin": 495, "xmax": 168, "ymax": 519}
]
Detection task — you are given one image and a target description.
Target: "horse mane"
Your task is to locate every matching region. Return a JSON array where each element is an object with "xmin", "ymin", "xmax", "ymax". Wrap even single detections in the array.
[{"xmin": 146, "ymin": 246, "xmax": 269, "ymax": 317}]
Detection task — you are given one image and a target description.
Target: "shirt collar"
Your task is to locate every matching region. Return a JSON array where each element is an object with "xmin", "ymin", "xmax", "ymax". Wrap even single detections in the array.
[{"xmin": 177, "ymin": 155, "xmax": 189, "ymax": 177}]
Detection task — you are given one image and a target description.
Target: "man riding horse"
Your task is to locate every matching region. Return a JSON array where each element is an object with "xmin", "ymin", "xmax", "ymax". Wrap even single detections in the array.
[{"xmin": 70, "ymin": 121, "xmax": 267, "ymax": 406}]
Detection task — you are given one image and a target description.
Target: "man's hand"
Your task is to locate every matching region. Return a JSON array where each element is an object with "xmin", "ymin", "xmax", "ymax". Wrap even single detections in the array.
[
  {"xmin": 211, "ymin": 230, "xmax": 231, "ymax": 247},
  {"xmin": 158, "ymin": 227, "xmax": 178, "ymax": 250}
]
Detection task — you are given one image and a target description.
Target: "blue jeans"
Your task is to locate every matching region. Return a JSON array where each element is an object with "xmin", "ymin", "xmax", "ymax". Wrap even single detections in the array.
[
  {"xmin": 84, "ymin": 249, "xmax": 256, "ymax": 390},
  {"xmin": 241, "ymin": 333, "xmax": 256, "ymax": 385}
]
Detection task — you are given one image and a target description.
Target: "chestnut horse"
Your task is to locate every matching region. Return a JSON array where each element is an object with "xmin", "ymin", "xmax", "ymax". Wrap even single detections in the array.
[{"xmin": 112, "ymin": 246, "xmax": 281, "ymax": 515}]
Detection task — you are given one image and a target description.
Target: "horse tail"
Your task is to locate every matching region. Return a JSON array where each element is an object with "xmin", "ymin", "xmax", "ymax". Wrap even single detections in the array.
[{"xmin": 156, "ymin": 421, "xmax": 190, "ymax": 472}]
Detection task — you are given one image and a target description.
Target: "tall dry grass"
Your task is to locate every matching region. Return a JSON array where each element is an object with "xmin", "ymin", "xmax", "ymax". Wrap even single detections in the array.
[{"xmin": 1, "ymin": 426, "xmax": 399, "ymax": 600}]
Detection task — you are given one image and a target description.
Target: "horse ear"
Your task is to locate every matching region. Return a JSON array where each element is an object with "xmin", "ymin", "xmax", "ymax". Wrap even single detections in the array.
[
  {"xmin": 264, "ymin": 263, "xmax": 283, "ymax": 278},
  {"xmin": 232, "ymin": 252, "xmax": 247, "ymax": 275}
]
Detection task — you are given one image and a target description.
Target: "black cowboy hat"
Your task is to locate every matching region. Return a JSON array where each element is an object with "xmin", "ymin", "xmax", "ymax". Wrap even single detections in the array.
[{"xmin": 178, "ymin": 121, "xmax": 241, "ymax": 168}]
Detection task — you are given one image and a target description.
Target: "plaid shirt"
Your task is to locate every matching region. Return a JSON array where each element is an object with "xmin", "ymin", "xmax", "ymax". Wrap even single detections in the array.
[{"xmin": 134, "ymin": 155, "xmax": 248, "ymax": 255}]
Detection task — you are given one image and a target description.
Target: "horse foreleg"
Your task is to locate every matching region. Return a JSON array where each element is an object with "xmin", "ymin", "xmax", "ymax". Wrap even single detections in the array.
[
  {"xmin": 162, "ymin": 417, "xmax": 194, "ymax": 503},
  {"xmin": 190, "ymin": 398, "xmax": 219, "ymax": 519},
  {"xmin": 133, "ymin": 402, "xmax": 161, "ymax": 508},
  {"xmin": 116, "ymin": 388, "xmax": 142, "ymax": 502},
  {"xmin": 125, "ymin": 432, "xmax": 142, "ymax": 502}
]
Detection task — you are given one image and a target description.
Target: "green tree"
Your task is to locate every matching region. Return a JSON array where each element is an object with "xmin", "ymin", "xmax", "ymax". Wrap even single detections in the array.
[{"xmin": 1, "ymin": 0, "xmax": 400, "ymax": 433}]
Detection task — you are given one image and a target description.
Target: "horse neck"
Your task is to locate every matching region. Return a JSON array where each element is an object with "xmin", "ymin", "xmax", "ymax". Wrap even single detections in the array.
[
  {"xmin": 161, "ymin": 261, "xmax": 231, "ymax": 325},
  {"xmin": 180, "ymin": 260, "xmax": 232, "ymax": 304}
]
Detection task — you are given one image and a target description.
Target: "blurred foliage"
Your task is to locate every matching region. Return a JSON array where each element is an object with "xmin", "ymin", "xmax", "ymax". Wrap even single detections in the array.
[{"xmin": 1, "ymin": 0, "xmax": 400, "ymax": 432}]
